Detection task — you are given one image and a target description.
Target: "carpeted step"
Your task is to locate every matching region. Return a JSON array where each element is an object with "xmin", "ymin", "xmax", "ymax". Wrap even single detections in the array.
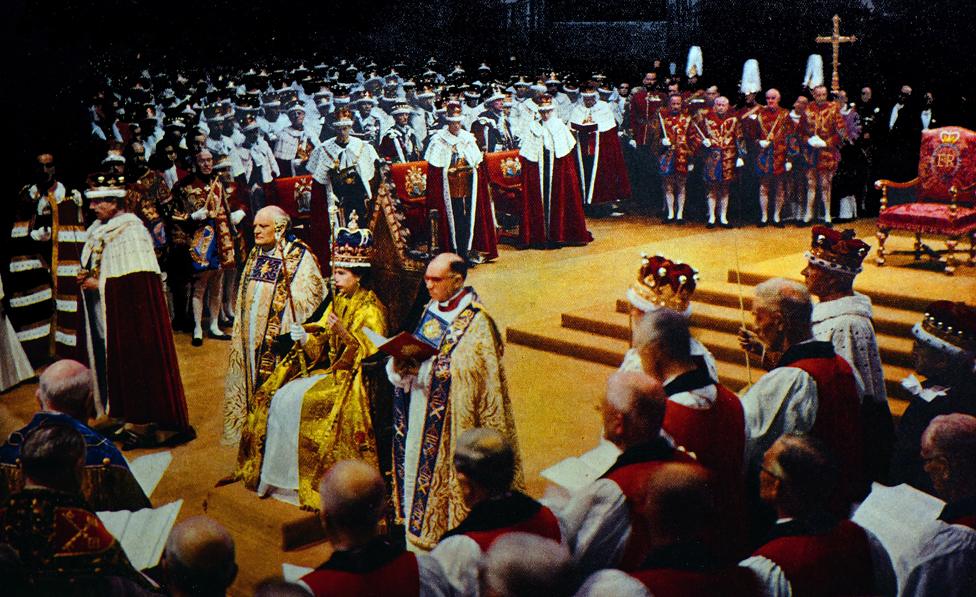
[
  {"xmin": 728, "ymin": 269, "xmax": 939, "ymax": 313},
  {"xmin": 506, "ymin": 317, "xmax": 630, "ymax": 367},
  {"xmin": 691, "ymin": 281, "xmax": 921, "ymax": 338}
]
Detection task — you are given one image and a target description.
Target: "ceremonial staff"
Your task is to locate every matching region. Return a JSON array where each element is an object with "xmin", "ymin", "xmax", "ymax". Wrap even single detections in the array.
[{"xmin": 276, "ymin": 228, "xmax": 309, "ymax": 378}]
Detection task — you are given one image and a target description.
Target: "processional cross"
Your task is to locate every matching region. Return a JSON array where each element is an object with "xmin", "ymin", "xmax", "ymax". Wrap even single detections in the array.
[{"xmin": 816, "ymin": 14, "xmax": 857, "ymax": 94}]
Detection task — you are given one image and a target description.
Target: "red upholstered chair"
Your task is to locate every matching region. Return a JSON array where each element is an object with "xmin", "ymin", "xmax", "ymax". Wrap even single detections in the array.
[
  {"xmin": 389, "ymin": 161, "xmax": 430, "ymax": 241},
  {"xmin": 263, "ymin": 175, "xmax": 314, "ymax": 244},
  {"xmin": 875, "ymin": 126, "xmax": 976, "ymax": 275},
  {"xmin": 483, "ymin": 149, "xmax": 524, "ymax": 238}
]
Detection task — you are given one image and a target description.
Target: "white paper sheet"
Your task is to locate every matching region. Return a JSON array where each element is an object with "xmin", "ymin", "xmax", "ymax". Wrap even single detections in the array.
[
  {"xmin": 541, "ymin": 440, "xmax": 621, "ymax": 493},
  {"xmin": 126, "ymin": 451, "xmax": 172, "ymax": 498},
  {"xmin": 282, "ymin": 563, "xmax": 314, "ymax": 583},
  {"xmin": 97, "ymin": 499, "xmax": 183, "ymax": 570},
  {"xmin": 852, "ymin": 483, "xmax": 945, "ymax": 585}
]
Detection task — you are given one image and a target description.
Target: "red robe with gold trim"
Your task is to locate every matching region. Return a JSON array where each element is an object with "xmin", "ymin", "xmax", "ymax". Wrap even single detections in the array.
[
  {"xmin": 746, "ymin": 106, "xmax": 791, "ymax": 176},
  {"xmin": 805, "ymin": 101, "xmax": 847, "ymax": 172}
]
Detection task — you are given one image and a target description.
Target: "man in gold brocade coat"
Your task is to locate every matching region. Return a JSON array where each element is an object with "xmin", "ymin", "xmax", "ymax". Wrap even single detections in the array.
[
  {"xmin": 387, "ymin": 253, "xmax": 523, "ymax": 551},
  {"xmin": 220, "ymin": 206, "xmax": 325, "ymax": 446}
]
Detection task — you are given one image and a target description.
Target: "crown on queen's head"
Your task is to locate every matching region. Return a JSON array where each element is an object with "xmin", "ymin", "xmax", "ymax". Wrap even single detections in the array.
[
  {"xmin": 805, "ymin": 225, "xmax": 870, "ymax": 276},
  {"xmin": 628, "ymin": 253, "xmax": 699, "ymax": 314},
  {"xmin": 333, "ymin": 213, "xmax": 374, "ymax": 269}
]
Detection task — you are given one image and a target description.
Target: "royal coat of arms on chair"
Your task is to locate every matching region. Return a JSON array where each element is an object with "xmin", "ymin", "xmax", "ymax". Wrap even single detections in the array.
[{"xmin": 875, "ymin": 126, "xmax": 976, "ymax": 275}]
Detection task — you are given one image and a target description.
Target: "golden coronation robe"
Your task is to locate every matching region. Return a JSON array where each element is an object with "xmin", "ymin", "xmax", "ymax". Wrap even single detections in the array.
[
  {"xmin": 233, "ymin": 286, "xmax": 386, "ymax": 509},
  {"xmin": 388, "ymin": 288, "xmax": 523, "ymax": 550},
  {"xmin": 221, "ymin": 236, "xmax": 325, "ymax": 445}
]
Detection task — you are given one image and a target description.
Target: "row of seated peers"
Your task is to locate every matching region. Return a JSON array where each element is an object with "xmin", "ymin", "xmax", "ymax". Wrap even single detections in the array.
[{"xmin": 2, "ymin": 370, "xmax": 974, "ymax": 595}]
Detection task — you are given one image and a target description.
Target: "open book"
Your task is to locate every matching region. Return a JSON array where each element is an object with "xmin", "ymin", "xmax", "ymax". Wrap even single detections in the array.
[
  {"xmin": 125, "ymin": 451, "xmax": 172, "ymax": 498},
  {"xmin": 362, "ymin": 327, "xmax": 438, "ymax": 362},
  {"xmin": 852, "ymin": 483, "xmax": 946, "ymax": 585},
  {"xmin": 541, "ymin": 440, "xmax": 622, "ymax": 493},
  {"xmin": 97, "ymin": 499, "xmax": 183, "ymax": 570}
]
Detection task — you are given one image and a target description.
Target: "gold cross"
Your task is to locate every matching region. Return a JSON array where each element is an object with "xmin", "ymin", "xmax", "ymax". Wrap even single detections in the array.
[{"xmin": 816, "ymin": 14, "xmax": 857, "ymax": 94}]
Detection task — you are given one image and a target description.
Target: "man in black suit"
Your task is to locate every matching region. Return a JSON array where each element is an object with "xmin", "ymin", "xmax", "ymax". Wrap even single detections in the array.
[{"xmin": 881, "ymin": 84, "xmax": 921, "ymax": 200}]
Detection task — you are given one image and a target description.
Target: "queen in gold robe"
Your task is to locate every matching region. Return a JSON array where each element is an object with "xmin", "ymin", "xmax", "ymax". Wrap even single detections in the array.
[{"xmin": 233, "ymin": 218, "xmax": 386, "ymax": 509}]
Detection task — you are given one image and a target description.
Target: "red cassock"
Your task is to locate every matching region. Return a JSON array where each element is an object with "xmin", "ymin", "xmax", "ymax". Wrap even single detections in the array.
[
  {"xmin": 103, "ymin": 271, "xmax": 189, "ymax": 431},
  {"xmin": 426, "ymin": 163, "xmax": 498, "ymax": 260},
  {"xmin": 787, "ymin": 342, "xmax": 867, "ymax": 508},
  {"xmin": 753, "ymin": 519, "xmax": 878, "ymax": 597},
  {"xmin": 300, "ymin": 541, "xmax": 421, "ymax": 597},
  {"xmin": 440, "ymin": 491, "xmax": 562, "ymax": 551},
  {"xmin": 632, "ymin": 564, "xmax": 763, "ymax": 597},
  {"xmin": 663, "ymin": 382, "xmax": 747, "ymax": 557},
  {"xmin": 602, "ymin": 444, "xmax": 700, "ymax": 570}
]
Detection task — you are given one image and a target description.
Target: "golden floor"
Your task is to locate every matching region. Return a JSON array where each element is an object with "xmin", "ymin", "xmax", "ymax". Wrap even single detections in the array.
[{"xmin": 1, "ymin": 215, "xmax": 971, "ymax": 595}]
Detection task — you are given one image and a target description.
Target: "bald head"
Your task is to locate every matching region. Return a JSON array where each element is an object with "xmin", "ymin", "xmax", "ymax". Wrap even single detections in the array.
[
  {"xmin": 253, "ymin": 205, "xmax": 290, "ymax": 247},
  {"xmin": 642, "ymin": 462, "xmax": 713, "ymax": 545},
  {"xmin": 425, "ymin": 252, "xmax": 467, "ymax": 302},
  {"xmin": 634, "ymin": 308, "xmax": 693, "ymax": 376},
  {"xmin": 164, "ymin": 516, "xmax": 237, "ymax": 596},
  {"xmin": 603, "ymin": 371, "xmax": 667, "ymax": 448},
  {"xmin": 319, "ymin": 460, "xmax": 386, "ymax": 541},
  {"xmin": 37, "ymin": 359, "xmax": 92, "ymax": 420},
  {"xmin": 480, "ymin": 533, "xmax": 573, "ymax": 597},
  {"xmin": 255, "ymin": 205, "xmax": 290, "ymax": 226}
]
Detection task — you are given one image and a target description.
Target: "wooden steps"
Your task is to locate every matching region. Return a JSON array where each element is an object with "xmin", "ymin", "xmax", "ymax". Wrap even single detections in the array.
[{"xmin": 508, "ymin": 272, "xmax": 923, "ymax": 420}]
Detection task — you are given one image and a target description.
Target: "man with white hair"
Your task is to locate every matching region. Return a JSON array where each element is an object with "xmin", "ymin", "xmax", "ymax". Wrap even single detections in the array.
[
  {"xmin": 162, "ymin": 516, "xmax": 238, "ymax": 597},
  {"xmin": 297, "ymin": 460, "xmax": 450, "ymax": 596},
  {"xmin": 0, "ymin": 359, "xmax": 149, "ymax": 510},
  {"xmin": 897, "ymin": 414, "xmax": 976, "ymax": 596},
  {"xmin": 220, "ymin": 205, "xmax": 324, "ymax": 446},
  {"xmin": 479, "ymin": 533, "xmax": 575, "ymax": 597},
  {"xmin": 744, "ymin": 89, "xmax": 790, "ymax": 226},
  {"xmin": 554, "ymin": 371, "xmax": 704, "ymax": 576},
  {"xmin": 738, "ymin": 278, "xmax": 866, "ymax": 508},
  {"xmin": 432, "ymin": 428, "xmax": 561, "ymax": 596}
]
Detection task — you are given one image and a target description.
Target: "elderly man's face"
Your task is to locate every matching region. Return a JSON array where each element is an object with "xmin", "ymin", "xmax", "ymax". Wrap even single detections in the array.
[
  {"xmin": 920, "ymin": 433, "xmax": 949, "ymax": 499},
  {"xmin": 196, "ymin": 152, "xmax": 214, "ymax": 175},
  {"xmin": 395, "ymin": 113, "xmax": 409, "ymax": 126},
  {"xmin": 861, "ymin": 87, "xmax": 872, "ymax": 102},
  {"xmin": 714, "ymin": 97, "xmax": 729, "ymax": 117},
  {"xmin": 813, "ymin": 86, "xmax": 829, "ymax": 104},
  {"xmin": 37, "ymin": 153, "xmax": 56, "ymax": 182},
  {"xmin": 253, "ymin": 211, "xmax": 276, "ymax": 246},
  {"xmin": 669, "ymin": 96, "xmax": 683, "ymax": 113},
  {"xmin": 752, "ymin": 302, "xmax": 783, "ymax": 348},
  {"xmin": 794, "ymin": 97, "xmax": 809, "ymax": 114},
  {"xmin": 643, "ymin": 72, "xmax": 656, "ymax": 87},
  {"xmin": 765, "ymin": 91, "xmax": 780, "ymax": 109}
]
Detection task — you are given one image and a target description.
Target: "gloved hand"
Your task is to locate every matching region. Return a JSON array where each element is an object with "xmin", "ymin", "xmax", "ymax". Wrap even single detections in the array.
[
  {"xmin": 736, "ymin": 157, "xmax": 745, "ymax": 168},
  {"xmin": 701, "ymin": 139, "xmax": 712, "ymax": 148},
  {"xmin": 662, "ymin": 138, "xmax": 672, "ymax": 147},
  {"xmin": 785, "ymin": 162, "xmax": 794, "ymax": 172},
  {"xmin": 190, "ymin": 207, "xmax": 209, "ymax": 221},
  {"xmin": 808, "ymin": 135, "xmax": 826, "ymax": 148},
  {"xmin": 628, "ymin": 139, "xmax": 637, "ymax": 148},
  {"xmin": 759, "ymin": 139, "xmax": 770, "ymax": 149},
  {"xmin": 30, "ymin": 227, "xmax": 52, "ymax": 242},
  {"xmin": 688, "ymin": 163, "xmax": 695, "ymax": 172},
  {"xmin": 230, "ymin": 209, "xmax": 246, "ymax": 225},
  {"xmin": 290, "ymin": 323, "xmax": 307, "ymax": 344}
]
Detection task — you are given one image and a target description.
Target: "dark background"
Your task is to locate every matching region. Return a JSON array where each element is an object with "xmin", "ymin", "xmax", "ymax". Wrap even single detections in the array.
[{"xmin": 9, "ymin": 0, "xmax": 975, "ymax": 189}]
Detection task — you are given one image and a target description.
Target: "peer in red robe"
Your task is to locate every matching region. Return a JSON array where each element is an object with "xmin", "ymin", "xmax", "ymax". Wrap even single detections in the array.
[
  {"xmin": 80, "ymin": 181, "xmax": 192, "ymax": 447},
  {"xmin": 568, "ymin": 86, "xmax": 632, "ymax": 208},
  {"xmin": 517, "ymin": 98, "xmax": 592, "ymax": 248},
  {"xmin": 424, "ymin": 108, "xmax": 497, "ymax": 262}
]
